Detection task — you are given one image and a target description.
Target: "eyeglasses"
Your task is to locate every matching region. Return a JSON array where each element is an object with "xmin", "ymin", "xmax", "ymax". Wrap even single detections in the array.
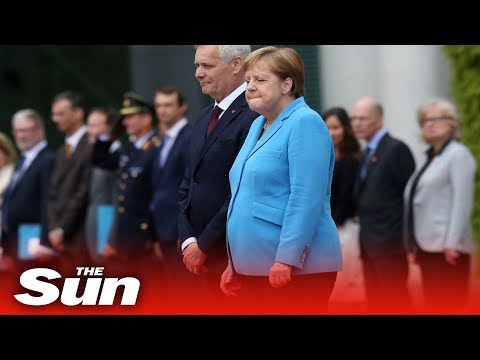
[
  {"xmin": 418, "ymin": 116, "xmax": 451, "ymax": 127},
  {"xmin": 13, "ymin": 126, "xmax": 38, "ymax": 134}
]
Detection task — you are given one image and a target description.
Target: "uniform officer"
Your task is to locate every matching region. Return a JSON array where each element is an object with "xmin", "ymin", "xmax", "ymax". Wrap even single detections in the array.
[{"xmin": 92, "ymin": 92, "xmax": 161, "ymax": 284}]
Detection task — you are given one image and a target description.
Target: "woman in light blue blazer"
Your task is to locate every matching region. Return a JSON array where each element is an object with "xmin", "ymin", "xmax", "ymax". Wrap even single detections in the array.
[
  {"xmin": 404, "ymin": 98, "xmax": 476, "ymax": 312},
  {"xmin": 220, "ymin": 47, "xmax": 342, "ymax": 313}
]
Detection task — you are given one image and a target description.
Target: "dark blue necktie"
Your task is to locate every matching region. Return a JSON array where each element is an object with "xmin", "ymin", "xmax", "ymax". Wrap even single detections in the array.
[
  {"xmin": 2, "ymin": 155, "xmax": 26, "ymax": 233},
  {"xmin": 159, "ymin": 134, "xmax": 170, "ymax": 168},
  {"xmin": 360, "ymin": 146, "xmax": 372, "ymax": 180}
]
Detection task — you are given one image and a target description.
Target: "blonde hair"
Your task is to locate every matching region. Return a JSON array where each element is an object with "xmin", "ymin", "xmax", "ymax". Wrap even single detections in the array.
[
  {"xmin": 417, "ymin": 98, "xmax": 461, "ymax": 140},
  {"xmin": 0, "ymin": 132, "xmax": 18, "ymax": 165},
  {"xmin": 243, "ymin": 46, "xmax": 305, "ymax": 98}
]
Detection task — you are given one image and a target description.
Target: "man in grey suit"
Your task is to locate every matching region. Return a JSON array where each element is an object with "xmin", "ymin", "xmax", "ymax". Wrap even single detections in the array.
[
  {"xmin": 351, "ymin": 96, "xmax": 415, "ymax": 312},
  {"xmin": 42, "ymin": 90, "xmax": 93, "ymax": 274}
]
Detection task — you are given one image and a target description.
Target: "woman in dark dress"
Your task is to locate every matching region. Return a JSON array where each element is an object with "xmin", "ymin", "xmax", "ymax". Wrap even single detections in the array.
[{"xmin": 322, "ymin": 107, "xmax": 364, "ymax": 309}]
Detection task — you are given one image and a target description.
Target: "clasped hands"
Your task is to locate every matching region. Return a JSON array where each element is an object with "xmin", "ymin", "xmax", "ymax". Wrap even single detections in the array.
[
  {"xmin": 220, "ymin": 261, "xmax": 293, "ymax": 296},
  {"xmin": 182, "ymin": 242, "xmax": 208, "ymax": 275}
]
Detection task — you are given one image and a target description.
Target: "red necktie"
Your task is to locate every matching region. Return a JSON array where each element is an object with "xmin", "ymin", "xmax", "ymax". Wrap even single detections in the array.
[
  {"xmin": 207, "ymin": 105, "xmax": 223, "ymax": 136},
  {"xmin": 65, "ymin": 143, "xmax": 72, "ymax": 159}
]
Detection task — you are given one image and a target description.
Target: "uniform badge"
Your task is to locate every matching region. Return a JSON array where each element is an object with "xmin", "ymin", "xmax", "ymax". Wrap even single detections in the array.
[
  {"xmin": 119, "ymin": 154, "xmax": 129, "ymax": 168},
  {"xmin": 129, "ymin": 166, "xmax": 143, "ymax": 178}
]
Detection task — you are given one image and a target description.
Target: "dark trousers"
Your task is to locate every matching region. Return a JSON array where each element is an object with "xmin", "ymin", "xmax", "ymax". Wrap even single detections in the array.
[
  {"xmin": 233, "ymin": 272, "xmax": 337, "ymax": 314},
  {"xmin": 417, "ymin": 248, "xmax": 471, "ymax": 313},
  {"xmin": 361, "ymin": 253, "xmax": 411, "ymax": 313}
]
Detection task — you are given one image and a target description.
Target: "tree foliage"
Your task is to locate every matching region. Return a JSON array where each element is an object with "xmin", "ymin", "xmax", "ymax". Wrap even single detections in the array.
[{"xmin": 443, "ymin": 46, "xmax": 480, "ymax": 243}]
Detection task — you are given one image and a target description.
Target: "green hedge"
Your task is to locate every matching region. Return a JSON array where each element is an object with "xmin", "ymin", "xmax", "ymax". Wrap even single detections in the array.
[{"xmin": 443, "ymin": 46, "xmax": 480, "ymax": 244}]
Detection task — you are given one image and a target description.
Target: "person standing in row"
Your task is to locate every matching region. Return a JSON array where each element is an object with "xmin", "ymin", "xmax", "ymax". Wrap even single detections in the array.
[
  {"xmin": 0, "ymin": 132, "xmax": 17, "ymax": 233},
  {"xmin": 221, "ymin": 46, "xmax": 342, "ymax": 314},
  {"xmin": 85, "ymin": 106, "xmax": 121, "ymax": 264},
  {"xmin": 351, "ymin": 96, "xmax": 415, "ymax": 313},
  {"xmin": 150, "ymin": 86, "xmax": 194, "ymax": 302},
  {"xmin": 94, "ymin": 93, "xmax": 160, "ymax": 273},
  {"xmin": 322, "ymin": 106, "xmax": 364, "ymax": 308},
  {"xmin": 404, "ymin": 98, "xmax": 476, "ymax": 313},
  {"xmin": 178, "ymin": 45, "xmax": 257, "ymax": 306},
  {"xmin": 0, "ymin": 110, "xmax": 55, "ymax": 273},
  {"xmin": 44, "ymin": 90, "xmax": 93, "ymax": 273}
]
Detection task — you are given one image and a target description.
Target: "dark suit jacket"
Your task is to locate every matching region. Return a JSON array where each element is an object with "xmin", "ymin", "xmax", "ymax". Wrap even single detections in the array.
[
  {"xmin": 354, "ymin": 132, "xmax": 415, "ymax": 258},
  {"xmin": 93, "ymin": 133, "xmax": 160, "ymax": 256},
  {"xmin": 1, "ymin": 146, "xmax": 56, "ymax": 257},
  {"xmin": 45, "ymin": 133, "xmax": 92, "ymax": 249},
  {"xmin": 151, "ymin": 123, "xmax": 192, "ymax": 246},
  {"xmin": 178, "ymin": 92, "xmax": 258, "ymax": 273}
]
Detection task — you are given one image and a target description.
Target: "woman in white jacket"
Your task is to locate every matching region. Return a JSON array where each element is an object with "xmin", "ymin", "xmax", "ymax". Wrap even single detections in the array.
[{"xmin": 404, "ymin": 98, "xmax": 476, "ymax": 313}]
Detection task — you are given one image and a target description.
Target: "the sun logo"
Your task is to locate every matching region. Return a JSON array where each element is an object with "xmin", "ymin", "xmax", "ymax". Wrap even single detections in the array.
[{"xmin": 14, "ymin": 267, "xmax": 140, "ymax": 306}]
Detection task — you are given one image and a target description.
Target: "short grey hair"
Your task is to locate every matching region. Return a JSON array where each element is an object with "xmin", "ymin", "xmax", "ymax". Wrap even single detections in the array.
[
  {"xmin": 218, "ymin": 45, "xmax": 251, "ymax": 62},
  {"xmin": 417, "ymin": 98, "xmax": 461, "ymax": 139},
  {"xmin": 12, "ymin": 109, "xmax": 45, "ymax": 129},
  {"xmin": 195, "ymin": 45, "xmax": 251, "ymax": 63}
]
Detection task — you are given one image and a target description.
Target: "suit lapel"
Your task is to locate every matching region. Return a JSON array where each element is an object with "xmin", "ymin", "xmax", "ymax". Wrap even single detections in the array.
[
  {"xmin": 56, "ymin": 133, "xmax": 89, "ymax": 182},
  {"xmin": 162, "ymin": 124, "xmax": 187, "ymax": 170},
  {"xmin": 236, "ymin": 118, "xmax": 263, "ymax": 168},
  {"xmin": 245, "ymin": 97, "xmax": 305, "ymax": 160},
  {"xmin": 13, "ymin": 147, "xmax": 47, "ymax": 194},
  {"xmin": 363, "ymin": 133, "xmax": 389, "ymax": 183},
  {"xmin": 229, "ymin": 119, "xmax": 263, "ymax": 203},
  {"xmin": 157, "ymin": 124, "xmax": 188, "ymax": 181},
  {"xmin": 193, "ymin": 94, "xmax": 248, "ymax": 173},
  {"xmin": 354, "ymin": 132, "xmax": 391, "ymax": 195},
  {"xmin": 246, "ymin": 116, "xmax": 283, "ymax": 160}
]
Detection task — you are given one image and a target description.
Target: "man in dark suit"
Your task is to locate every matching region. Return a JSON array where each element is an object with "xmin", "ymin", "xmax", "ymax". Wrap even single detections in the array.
[
  {"xmin": 45, "ymin": 90, "xmax": 93, "ymax": 274},
  {"xmin": 351, "ymin": 96, "xmax": 415, "ymax": 312},
  {"xmin": 0, "ymin": 109, "xmax": 55, "ymax": 271},
  {"xmin": 178, "ymin": 45, "xmax": 258, "ymax": 303},
  {"xmin": 150, "ymin": 86, "xmax": 194, "ymax": 300},
  {"xmin": 93, "ymin": 92, "xmax": 161, "ymax": 289}
]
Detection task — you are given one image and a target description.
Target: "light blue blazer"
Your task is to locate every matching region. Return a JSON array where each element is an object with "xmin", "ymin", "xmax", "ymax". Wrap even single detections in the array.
[{"xmin": 227, "ymin": 97, "xmax": 342, "ymax": 276}]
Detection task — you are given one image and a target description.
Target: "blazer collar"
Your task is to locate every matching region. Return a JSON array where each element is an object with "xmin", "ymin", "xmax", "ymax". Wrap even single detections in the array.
[{"xmin": 246, "ymin": 96, "xmax": 306, "ymax": 160}]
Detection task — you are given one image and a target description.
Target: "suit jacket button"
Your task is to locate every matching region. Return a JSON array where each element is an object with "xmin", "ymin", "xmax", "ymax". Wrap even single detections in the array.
[
  {"xmin": 118, "ymin": 195, "xmax": 125, "ymax": 202},
  {"xmin": 140, "ymin": 223, "xmax": 148, "ymax": 230},
  {"xmin": 118, "ymin": 206, "xmax": 125, "ymax": 214},
  {"xmin": 121, "ymin": 172, "xmax": 128, "ymax": 179},
  {"xmin": 119, "ymin": 183, "xmax": 126, "ymax": 190}
]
